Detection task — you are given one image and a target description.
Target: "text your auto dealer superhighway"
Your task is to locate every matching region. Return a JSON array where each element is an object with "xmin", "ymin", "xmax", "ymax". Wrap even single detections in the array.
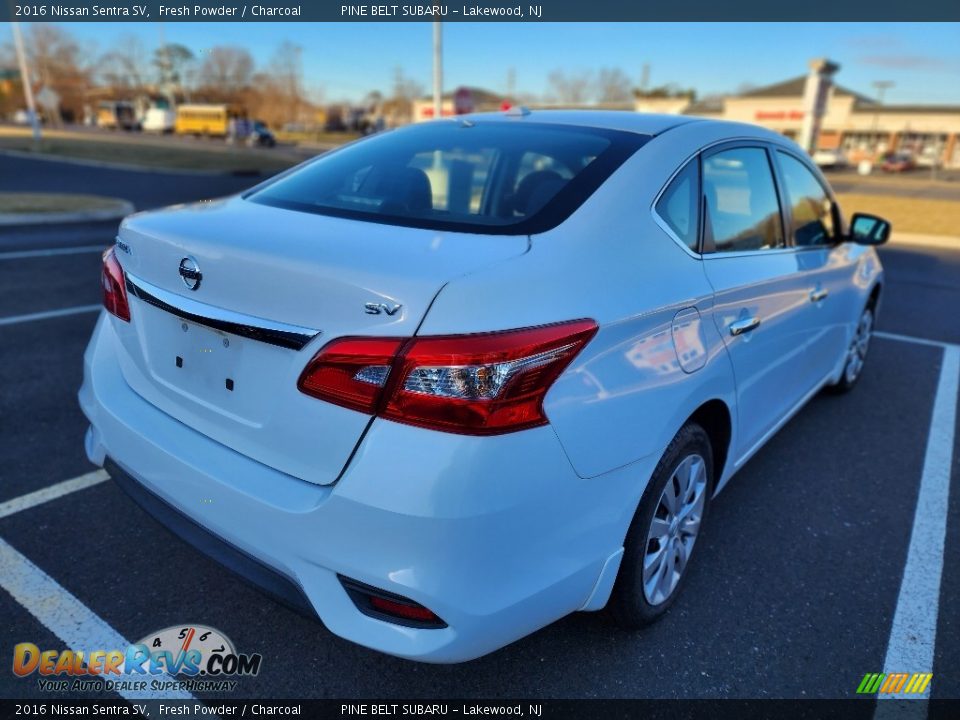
[{"xmin": 159, "ymin": 4, "xmax": 302, "ymax": 16}]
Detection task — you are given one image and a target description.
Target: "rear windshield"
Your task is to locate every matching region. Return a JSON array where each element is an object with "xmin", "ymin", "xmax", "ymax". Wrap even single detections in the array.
[{"xmin": 248, "ymin": 121, "xmax": 648, "ymax": 235}]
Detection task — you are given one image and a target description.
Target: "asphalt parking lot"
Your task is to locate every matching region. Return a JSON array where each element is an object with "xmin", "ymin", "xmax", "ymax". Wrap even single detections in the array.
[{"xmin": 1, "ymin": 155, "xmax": 958, "ymax": 701}]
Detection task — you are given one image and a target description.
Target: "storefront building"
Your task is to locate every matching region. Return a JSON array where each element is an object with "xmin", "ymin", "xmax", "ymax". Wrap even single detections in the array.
[{"xmin": 635, "ymin": 67, "xmax": 960, "ymax": 168}]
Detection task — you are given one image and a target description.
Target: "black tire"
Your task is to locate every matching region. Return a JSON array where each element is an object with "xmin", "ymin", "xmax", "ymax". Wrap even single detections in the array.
[
  {"xmin": 827, "ymin": 302, "xmax": 875, "ymax": 395},
  {"xmin": 608, "ymin": 422, "xmax": 714, "ymax": 628}
]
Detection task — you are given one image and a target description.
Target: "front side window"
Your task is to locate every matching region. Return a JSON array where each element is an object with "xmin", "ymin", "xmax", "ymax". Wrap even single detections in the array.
[
  {"xmin": 777, "ymin": 151, "xmax": 836, "ymax": 247},
  {"xmin": 702, "ymin": 147, "xmax": 784, "ymax": 253},
  {"xmin": 655, "ymin": 159, "xmax": 700, "ymax": 252},
  {"xmin": 248, "ymin": 122, "xmax": 648, "ymax": 235}
]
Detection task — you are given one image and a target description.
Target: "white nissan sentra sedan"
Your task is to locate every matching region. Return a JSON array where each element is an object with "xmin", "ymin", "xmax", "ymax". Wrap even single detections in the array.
[{"xmin": 80, "ymin": 110, "xmax": 889, "ymax": 662}]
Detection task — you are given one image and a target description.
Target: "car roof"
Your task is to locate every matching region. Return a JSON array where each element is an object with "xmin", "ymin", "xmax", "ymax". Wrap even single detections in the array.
[
  {"xmin": 455, "ymin": 109, "xmax": 798, "ymax": 147},
  {"xmin": 456, "ymin": 109, "xmax": 705, "ymax": 136}
]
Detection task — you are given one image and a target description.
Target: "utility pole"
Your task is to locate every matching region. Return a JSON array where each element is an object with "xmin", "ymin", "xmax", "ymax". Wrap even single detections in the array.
[
  {"xmin": 872, "ymin": 80, "xmax": 893, "ymax": 108},
  {"xmin": 871, "ymin": 80, "xmax": 893, "ymax": 154},
  {"xmin": 432, "ymin": 21, "xmax": 443, "ymax": 120},
  {"xmin": 11, "ymin": 21, "xmax": 41, "ymax": 146},
  {"xmin": 158, "ymin": 23, "xmax": 175, "ymax": 101},
  {"xmin": 294, "ymin": 44, "xmax": 303, "ymax": 124},
  {"xmin": 931, "ymin": 134, "xmax": 942, "ymax": 181}
]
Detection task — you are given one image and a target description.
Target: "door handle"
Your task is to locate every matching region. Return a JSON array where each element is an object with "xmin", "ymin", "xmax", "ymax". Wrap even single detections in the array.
[
  {"xmin": 729, "ymin": 317, "xmax": 761, "ymax": 336},
  {"xmin": 810, "ymin": 288, "xmax": 829, "ymax": 303}
]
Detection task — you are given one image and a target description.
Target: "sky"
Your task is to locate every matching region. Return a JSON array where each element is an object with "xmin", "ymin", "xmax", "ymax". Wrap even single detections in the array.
[{"xmin": 49, "ymin": 22, "xmax": 960, "ymax": 105}]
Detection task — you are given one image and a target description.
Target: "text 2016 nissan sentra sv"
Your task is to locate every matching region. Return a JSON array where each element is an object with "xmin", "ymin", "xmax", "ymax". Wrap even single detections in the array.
[{"xmin": 80, "ymin": 110, "xmax": 890, "ymax": 662}]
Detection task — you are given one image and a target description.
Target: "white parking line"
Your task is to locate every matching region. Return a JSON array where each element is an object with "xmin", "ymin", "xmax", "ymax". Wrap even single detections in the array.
[
  {"xmin": 877, "ymin": 342, "xmax": 959, "ymax": 710},
  {"xmin": 874, "ymin": 331, "xmax": 958, "ymax": 351},
  {"xmin": 0, "ymin": 304, "xmax": 101, "ymax": 326},
  {"xmin": 0, "ymin": 470, "xmax": 109, "ymax": 520},
  {"xmin": 0, "ymin": 537, "xmax": 194, "ymax": 700},
  {"xmin": 0, "ymin": 469, "xmax": 195, "ymax": 701},
  {"xmin": 0, "ymin": 246, "xmax": 106, "ymax": 261}
]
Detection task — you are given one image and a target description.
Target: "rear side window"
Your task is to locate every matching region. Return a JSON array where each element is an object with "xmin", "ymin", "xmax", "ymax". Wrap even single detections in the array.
[
  {"xmin": 655, "ymin": 160, "xmax": 700, "ymax": 252},
  {"xmin": 248, "ymin": 122, "xmax": 648, "ymax": 235},
  {"xmin": 776, "ymin": 151, "xmax": 836, "ymax": 247},
  {"xmin": 702, "ymin": 147, "xmax": 784, "ymax": 253}
]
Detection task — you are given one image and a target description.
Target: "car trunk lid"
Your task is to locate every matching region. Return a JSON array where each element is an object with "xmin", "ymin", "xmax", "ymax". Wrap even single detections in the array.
[{"xmin": 111, "ymin": 196, "xmax": 528, "ymax": 485}]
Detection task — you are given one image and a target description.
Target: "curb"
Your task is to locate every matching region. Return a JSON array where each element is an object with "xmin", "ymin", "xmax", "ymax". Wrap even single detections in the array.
[{"xmin": 0, "ymin": 200, "xmax": 135, "ymax": 227}]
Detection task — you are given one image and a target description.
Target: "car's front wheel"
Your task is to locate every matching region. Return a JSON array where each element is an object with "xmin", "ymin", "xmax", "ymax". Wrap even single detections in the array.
[
  {"xmin": 829, "ymin": 304, "xmax": 874, "ymax": 394},
  {"xmin": 608, "ymin": 423, "xmax": 713, "ymax": 628}
]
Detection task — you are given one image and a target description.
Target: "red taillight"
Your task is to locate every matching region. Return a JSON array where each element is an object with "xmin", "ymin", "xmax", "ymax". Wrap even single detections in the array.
[
  {"xmin": 101, "ymin": 246, "xmax": 130, "ymax": 322},
  {"xmin": 297, "ymin": 320, "xmax": 597, "ymax": 435},
  {"xmin": 297, "ymin": 337, "xmax": 404, "ymax": 413},
  {"xmin": 368, "ymin": 595, "xmax": 441, "ymax": 623}
]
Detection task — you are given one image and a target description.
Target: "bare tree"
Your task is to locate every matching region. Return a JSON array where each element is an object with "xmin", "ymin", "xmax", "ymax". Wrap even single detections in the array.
[
  {"xmin": 596, "ymin": 67, "xmax": 633, "ymax": 103},
  {"xmin": 636, "ymin": 83, "xmax": 697, "ymax": 99},
  {"xmin": 11, "ymin": 25, "xmax": 94, "ymax": 123},
  {"xmin": 197, "ymin": 46, "xmax": 254, "ymax": 101},
  {"xmin": 98, "ymin": 35, "xmax": 150, "ymax": 94},
  {"xmin": 244, "ymin": 41, "xmax": 312, "ymax": 129},
  {"xmin": 383, "ymin": 67, "xmax": 423, "ymax": 123},
  {"xmin": 392, "ymin": 66, "xmax": 424, "ymax": 103},
  {"xmin": 153, "ymin": 43, "xmax": 196, "ymax": 91},
  {"xmin": 546, "ymin": 69, "xmax": 594, "ymax": 105},
  {"xmin": 0, "ymin": 44, "xmax": 21, "ymax": 118},
  {"xmin": 269, "ymin": 41, "xmax": 304, "ymax": 122}
]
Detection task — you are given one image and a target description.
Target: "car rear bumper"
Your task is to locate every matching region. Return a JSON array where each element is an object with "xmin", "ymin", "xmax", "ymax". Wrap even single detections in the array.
[
  {"xmin": 80, "ymin": 313, "xmax": 650, "ymax": 662},
  {"xmin": 103, "ymin": 456, "xmax": 319, "ymax": 619}
]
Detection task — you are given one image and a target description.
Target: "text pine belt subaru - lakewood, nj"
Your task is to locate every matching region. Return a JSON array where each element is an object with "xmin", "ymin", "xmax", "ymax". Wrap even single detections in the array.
[{"xmin": 80, "ymin": 110, "xmax": 888, "ymax": 662}]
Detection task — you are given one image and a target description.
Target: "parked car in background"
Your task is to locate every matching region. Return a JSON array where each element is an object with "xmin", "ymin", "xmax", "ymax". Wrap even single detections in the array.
[
  {"xmin": 881, "ymin": 152, "xmax": 916, "ymax": 172},
  {"xmin": 914, "ymin": 147, "xmax": 944, "ymax": 168},
  {"xmin": 812, "ymin": 148, "xmax": 848, "ymax": 169},
  {"xmin": 248, "ymin": 120, "xmax": 276, "ymax": 147},
  {"xmin": 82, "ymin": 111, "xmax": 890, "ymax": 663},
  {"xmin": 97, "ymin": 101, "xmax": 139, "ymax": 131},
  {"xmin": 227, "ymin": 118, "xmax": 277, "ymax": 147}
]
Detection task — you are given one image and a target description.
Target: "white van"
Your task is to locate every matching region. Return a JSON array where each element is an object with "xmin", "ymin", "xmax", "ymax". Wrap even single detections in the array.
[{"xmin": 142, "ymin": 108, "xmax": 175, "ymax": 134}]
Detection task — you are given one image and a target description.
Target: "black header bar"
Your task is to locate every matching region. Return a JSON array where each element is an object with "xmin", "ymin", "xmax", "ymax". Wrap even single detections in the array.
[
  {"xmin": 2, "ymin": 0, "xmax": 959, "ymax": 22},
  {"xmin": 4, "ymin": 699, "xmax": 960, "ymax": 718}
]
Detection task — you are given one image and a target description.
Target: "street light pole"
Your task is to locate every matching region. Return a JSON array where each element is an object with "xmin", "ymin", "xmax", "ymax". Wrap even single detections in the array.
[
  {"xmin": 432, "ymin": 21, "xmax": 442, "ymax": 120},
  {"xmin": 870, "ymin": 80, "xmax": 893, "ymax": 155},
  {"xmin": 11, "ymin": 21, "xmax": 41, "ymax": 147}
]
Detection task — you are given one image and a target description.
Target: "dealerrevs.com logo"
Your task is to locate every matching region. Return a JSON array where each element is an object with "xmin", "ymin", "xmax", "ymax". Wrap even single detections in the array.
[{"xmin": 13, "ymin": 624, "xmax": 262, "ymax": 693}]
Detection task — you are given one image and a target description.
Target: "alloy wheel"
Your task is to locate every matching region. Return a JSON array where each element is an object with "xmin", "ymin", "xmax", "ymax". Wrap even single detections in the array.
[
  {"xmin": 845, "ymin": 308, "xmax": 874, "ymax": 384},
  {"xmin": 642, "ymin": 453, "xmax": 708, "ymax": 605}
]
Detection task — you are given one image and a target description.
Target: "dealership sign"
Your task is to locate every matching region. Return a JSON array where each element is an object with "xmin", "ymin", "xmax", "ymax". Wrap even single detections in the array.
[
  {"xmin": 12, "ymin": 624, "xmax": 262, "ymax": 693},
  {"xmin": 755, "ymin": 110, "xmax": 805, "ymax": 121}
]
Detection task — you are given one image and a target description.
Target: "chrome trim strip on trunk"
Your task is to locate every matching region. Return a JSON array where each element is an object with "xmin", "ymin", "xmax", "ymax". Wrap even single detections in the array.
[{"xmin": 125, "ymin": 273, "xmax": 321, "ymax": 351}]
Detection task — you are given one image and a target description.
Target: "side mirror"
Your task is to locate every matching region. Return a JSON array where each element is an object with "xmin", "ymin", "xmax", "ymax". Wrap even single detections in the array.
[{"xmin": 849, "ymin": 213, "xmax": 891, "ymax": 246}]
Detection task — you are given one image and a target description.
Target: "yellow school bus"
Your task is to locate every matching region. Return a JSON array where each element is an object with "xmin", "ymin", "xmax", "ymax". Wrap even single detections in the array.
[{"xmin": 175, "ymin": 104, "xmax": 230, "ymax": 136}]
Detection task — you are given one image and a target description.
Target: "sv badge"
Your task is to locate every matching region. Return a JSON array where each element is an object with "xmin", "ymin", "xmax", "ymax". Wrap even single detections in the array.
[{"xmin": 365, "ymin": 302, "xmax": 402, "ymax": 316}]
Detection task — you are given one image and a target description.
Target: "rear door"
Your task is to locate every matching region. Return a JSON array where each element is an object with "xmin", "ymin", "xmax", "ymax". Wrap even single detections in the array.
[{"xmin": 699, "ymin": 144, "xmax": 815, "ymax": 460}]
